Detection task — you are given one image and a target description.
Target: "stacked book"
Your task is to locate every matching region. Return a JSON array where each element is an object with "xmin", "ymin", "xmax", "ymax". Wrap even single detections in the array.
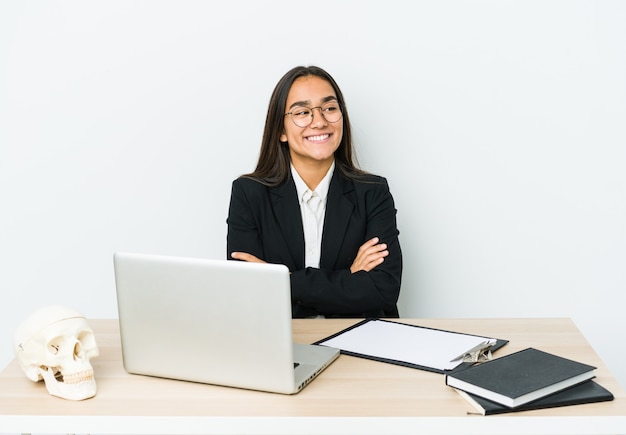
[{"xmin": 445, "ymin": 348, "xmax": 614, "ymax": 415}]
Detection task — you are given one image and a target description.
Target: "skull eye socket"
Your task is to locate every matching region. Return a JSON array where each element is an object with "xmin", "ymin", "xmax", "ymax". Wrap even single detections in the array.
[
  {"xmin": 46, "ymin": 337, "xmax": 84, "ymax": 358},
  {"xmin": 47, "ymin": 337, "xmax": 63, "ymax": 355}
]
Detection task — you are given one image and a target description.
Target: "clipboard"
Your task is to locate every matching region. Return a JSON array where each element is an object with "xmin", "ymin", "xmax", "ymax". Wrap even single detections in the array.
[{"xmin": 314, "ymin": 319, "xmax": 508, "ymax": 374}]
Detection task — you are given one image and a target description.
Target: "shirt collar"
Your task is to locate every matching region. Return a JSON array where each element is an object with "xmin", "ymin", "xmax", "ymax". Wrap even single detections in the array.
[{"xmin": 291, "ymin": 160, "xmax": 335, "ymax": 203}]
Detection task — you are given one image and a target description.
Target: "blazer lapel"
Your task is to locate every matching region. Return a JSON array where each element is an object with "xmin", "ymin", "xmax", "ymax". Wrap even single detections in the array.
[
  {"xmin": 270, "ymin": 178, "xmax": 305, "ymax": 269},
  {"xmin": 321, "ymin": 172, "xmax": 354, "ymax": 269}
]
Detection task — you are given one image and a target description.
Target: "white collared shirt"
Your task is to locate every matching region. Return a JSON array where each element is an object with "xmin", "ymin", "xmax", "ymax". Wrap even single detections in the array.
[{"xmin": 291, "ymin": 161, "xmax": 335, "ymax": 268}]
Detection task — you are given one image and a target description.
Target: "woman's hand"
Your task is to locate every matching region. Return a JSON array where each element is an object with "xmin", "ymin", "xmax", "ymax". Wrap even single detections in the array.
[
  {"xmin": 350, "ymin": 237, "xmax": 389, "ymax": 273},
  {"xmin": 230, "ymin": 252, "xmax": 267, "ymax": 263}
]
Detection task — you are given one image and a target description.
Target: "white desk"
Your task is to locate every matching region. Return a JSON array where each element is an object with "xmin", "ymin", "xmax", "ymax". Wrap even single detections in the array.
[{"xmin": 1, "ymin": 318, "xmax": 625, "ymax": 434}]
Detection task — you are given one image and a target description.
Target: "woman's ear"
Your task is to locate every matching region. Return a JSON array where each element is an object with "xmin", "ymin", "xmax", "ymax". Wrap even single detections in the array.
[{"xmin": 280, "ymin": 132, "xmax": 287, "ymax": 142}]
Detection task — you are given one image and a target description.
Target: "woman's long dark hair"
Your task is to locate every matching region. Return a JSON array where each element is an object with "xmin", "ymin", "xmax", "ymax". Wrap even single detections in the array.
[{"xmin": 243, "ymin": 65, "xmax": 367, "ymax": 186}]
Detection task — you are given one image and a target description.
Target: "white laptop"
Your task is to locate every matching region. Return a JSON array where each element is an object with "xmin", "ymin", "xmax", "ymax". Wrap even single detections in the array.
[{"xmin": 113, "ymin": 252, "xmax": 339, "ymax": 394}]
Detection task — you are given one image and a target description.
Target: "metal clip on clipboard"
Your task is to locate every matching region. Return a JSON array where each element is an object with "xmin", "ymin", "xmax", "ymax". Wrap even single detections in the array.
[{"xmin": 450, "ymin": 339, "xmax": 497, "ymax": 364}]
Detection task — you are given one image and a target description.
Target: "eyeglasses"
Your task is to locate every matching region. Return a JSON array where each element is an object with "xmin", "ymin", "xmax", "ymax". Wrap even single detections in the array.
[{"xmin": 284, "ymin": 102, "xmax": 343, "ymax": 128}]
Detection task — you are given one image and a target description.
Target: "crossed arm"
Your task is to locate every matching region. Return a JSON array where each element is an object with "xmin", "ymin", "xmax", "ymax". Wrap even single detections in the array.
[{"xmin": 231, "ymin": 236, "xmax": 389, "ymax": 273}]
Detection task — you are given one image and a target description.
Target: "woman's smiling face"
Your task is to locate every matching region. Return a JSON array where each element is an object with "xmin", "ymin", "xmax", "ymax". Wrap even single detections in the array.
[{"xmin": 280, "ymin": 75, "xmax": 343, "ymax": 169}]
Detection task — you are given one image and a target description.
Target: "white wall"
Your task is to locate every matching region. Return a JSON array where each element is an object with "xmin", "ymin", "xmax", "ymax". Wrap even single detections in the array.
[{"xmin": 1, "ymin": 1, "xmax": 625, "ymax": 388}]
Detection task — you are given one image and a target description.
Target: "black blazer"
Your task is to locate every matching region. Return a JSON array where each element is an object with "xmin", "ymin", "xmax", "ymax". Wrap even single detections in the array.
[{"xmin": 227, "ymin": 170, "xmax": 402, "ymax": 318}]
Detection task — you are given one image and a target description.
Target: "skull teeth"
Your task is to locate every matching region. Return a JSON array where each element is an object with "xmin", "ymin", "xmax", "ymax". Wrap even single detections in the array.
[{"xmin": 56, "ymin": 369, "xmax": 95, "ymax": 384}]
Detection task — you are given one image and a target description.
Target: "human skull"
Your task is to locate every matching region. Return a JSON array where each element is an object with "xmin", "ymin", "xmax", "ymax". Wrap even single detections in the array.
[{"xmin": 13, "ymin": 305, "xmax": 99, "ymax": 400}]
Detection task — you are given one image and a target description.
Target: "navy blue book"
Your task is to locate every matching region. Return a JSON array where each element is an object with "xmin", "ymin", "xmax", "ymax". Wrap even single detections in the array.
[{"xmin": 445, "ymin": 348, "xmax": 596, "ymax": 408}]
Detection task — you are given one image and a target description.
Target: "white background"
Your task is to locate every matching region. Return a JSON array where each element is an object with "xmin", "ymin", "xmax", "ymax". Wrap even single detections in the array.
[{"xmin": 1, "ymin": 1, "xmax": 625, "ymax": 389}]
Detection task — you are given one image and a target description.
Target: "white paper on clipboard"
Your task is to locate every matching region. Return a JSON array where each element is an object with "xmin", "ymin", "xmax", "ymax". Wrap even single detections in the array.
[{"xmin": 317, "ymin": 319, "xmax": 497, "ymax": 371}]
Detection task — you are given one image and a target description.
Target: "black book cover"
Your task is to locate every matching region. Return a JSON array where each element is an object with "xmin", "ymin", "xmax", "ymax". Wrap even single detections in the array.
[
  {"xmin": 455, "ymin": 380, "xmax": 613, "ymax": 415},
  {"xmin": 445, "ymin": 347, "xmax": 596, "ymax": 407}
]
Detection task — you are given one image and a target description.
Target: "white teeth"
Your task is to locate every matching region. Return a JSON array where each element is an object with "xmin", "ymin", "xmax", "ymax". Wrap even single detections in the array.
[{"xmin": 307, "ymin": 134, "xmax": 329, "ymax": 142}]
